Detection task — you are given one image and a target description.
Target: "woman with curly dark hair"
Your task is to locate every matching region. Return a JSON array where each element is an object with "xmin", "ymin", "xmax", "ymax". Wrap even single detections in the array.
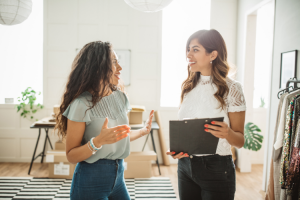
[
  {"xmin": 55, "ymin": 41, "xmax": 154, "ymax": 200},
  {"xmin": 166, "ymin": 29, "xmax": 246, "ymax": 200}
]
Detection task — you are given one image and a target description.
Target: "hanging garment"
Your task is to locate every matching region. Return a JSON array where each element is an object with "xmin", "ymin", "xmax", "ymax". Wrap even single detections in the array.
[
  {"xmin": 290, "ymin": 98, "xmax": 300, "ymax": 159},
  {"xmin": 273, "ymin": 90, "xmax": 300, "ymax": 200},
  {"xmin": 279, "ymin": 96, "xmax": 300, "ymax": 200},
  {"xmin": 275, "ymin": 96, "xmax": 290, "ymax": 150},
  {"xmin": 280, "ymin": 95, "xmax": 300, "ymax": 189},
  {"xmin": 266, "ymin": 92, "xmax": 288, "ymax": 200},
  {"xmin": 288, "ymin": 98, "xmax": 300, "ymax": 200},
  {"xmin": 266, "ymin": 159, "xmax": 275, "ymax": 200},
  {"xmin": 286, "ymin": 116, "xmax": 300, "ymax": 199}
]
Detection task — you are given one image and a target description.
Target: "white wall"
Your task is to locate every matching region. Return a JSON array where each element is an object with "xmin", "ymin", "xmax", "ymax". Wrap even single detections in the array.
[
  {"xmin": 0, "ymin": 0, "xmax": 239, "ymax": 164},
  {"xmin": 210, "ymin": 0, "xmax": 237, "ymax": 67},
  {"xmin": 0, "ymin": 104, "xmax": 57, "ymax": 162},
  {"xmin": 264, "ymin": 0, "xmax": 300, "ymax": 191},
  {"xmin": 252, "ymin": 108, "xmax": 267, "ymax": 164},
  {"xmin": 235, "ymin": 0, "xmax": 266, "ymax": 83}
]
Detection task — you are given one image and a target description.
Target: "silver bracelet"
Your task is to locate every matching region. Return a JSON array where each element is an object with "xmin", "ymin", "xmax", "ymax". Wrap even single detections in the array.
[
  {"xmin": 90, "ymin": 137, "xmax": 103, "ymax": 150},
  {"xmin": 87, "ymin": 141, "xmax": 97, "ymax": 155}
]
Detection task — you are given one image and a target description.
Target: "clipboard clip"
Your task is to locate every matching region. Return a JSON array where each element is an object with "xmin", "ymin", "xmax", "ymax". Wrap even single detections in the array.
[
  {"xmin": 183, "ymin": 118, "xmax": 189, "ymax": 123},
  {"xmin": 182, "ymin": 118, "xmax": 208, "ymax": 123}
]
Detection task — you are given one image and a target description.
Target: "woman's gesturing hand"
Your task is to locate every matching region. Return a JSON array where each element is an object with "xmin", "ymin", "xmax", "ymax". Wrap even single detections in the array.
[
  {"xmin": 204, "ymin": 121, "xmax": 230, "ymax": 139},
  {"xmin": 166, "ymin": 150, "xmax": 189, "ymax": 159},
  {"xmin": 94, "ymin": 118, "xmax": 131, "ymax": 146},
  {"xmin": 140, "ymin": 110, "xmax": 154, "ymax": 136}
]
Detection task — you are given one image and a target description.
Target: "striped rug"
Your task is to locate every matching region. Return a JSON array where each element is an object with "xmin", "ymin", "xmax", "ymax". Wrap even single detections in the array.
[{"xmin": 0, "ymin": 177, "xmax": 177, "ymax": 200}]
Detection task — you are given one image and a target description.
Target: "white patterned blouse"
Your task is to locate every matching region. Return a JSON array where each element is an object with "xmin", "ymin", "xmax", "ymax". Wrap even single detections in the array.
[{"xmin": 178, "ymin": 75, "xmax": 247, "ymax": 156}]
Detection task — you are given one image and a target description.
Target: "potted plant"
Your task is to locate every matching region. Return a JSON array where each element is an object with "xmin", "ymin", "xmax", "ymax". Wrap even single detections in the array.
[{"xmin": 16, "ymin": 87, "xmax": 44, "ymax": 121}]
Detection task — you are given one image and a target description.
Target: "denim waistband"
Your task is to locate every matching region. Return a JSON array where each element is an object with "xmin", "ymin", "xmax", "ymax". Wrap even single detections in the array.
[{"xmin": 191, "ymin": 154, "xmax": 232, "ymax": 161}]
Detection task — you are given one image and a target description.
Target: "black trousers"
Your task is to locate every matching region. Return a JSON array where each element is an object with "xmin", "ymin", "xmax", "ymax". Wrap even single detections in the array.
[{"xmin": 178, "ymin": 154, "xmax": 236, "ymax": 200}]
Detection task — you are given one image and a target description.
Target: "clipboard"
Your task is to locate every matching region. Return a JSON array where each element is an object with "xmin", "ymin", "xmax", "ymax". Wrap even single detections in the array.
[{"xmin": 169, "ymin": 117, "xmax": 224, "ymax": 155}]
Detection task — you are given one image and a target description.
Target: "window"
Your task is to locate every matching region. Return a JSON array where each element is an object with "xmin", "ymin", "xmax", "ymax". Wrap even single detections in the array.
[
  {"xmin": 160, "ymin": 0, "xmax": 211, "ymax": 107},
  {"xmin": 253, "ymin": 2, "xmax": 274, "ymax": 108},
  {"xmin": 0, "ymin": 0, "xmax": 43, "ymax": 104}
]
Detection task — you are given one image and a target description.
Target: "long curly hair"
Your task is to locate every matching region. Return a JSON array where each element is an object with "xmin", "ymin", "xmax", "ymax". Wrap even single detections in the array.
[
  {"xmin": 55, "ymin": 41, "xmax": 116, "ymax": 138},
  {"xmin": 181, "ymin": 29, "xmax": 230, "ymax": 110}
]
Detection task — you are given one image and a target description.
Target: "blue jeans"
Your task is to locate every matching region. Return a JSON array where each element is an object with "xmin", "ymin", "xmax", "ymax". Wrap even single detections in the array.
[
  {"xmin": 70, "ymin": 159, "xmax": 130, "ymax": 200},
  {"xmin": 178, "ymin": 154, "xmax": 236, "ymax": 200}
]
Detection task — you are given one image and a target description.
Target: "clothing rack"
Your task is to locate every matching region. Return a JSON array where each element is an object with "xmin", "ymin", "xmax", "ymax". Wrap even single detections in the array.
[{"xmin": 277, "ymin": 78, "xmax": 300, "ymax": 99}]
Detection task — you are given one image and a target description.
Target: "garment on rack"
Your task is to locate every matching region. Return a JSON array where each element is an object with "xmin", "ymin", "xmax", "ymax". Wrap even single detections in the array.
[
  {"xmin": 286, "ymin": 118, "xmax": 300, "ymax": 198},
  {"xmin": 272, "ymin": 90, "xmax": 300, "ymax": 200},
  {"xmin": 275, "ymin": 97, "xmax": 289, "ymax": 150},
  {"xmin": 266, "ymin": 158, "xmax": 275, "ymax": 200},
  {"xmin": 266, "ymin": 93, "xmax": 288, "ymax": 200},
  {"xmin": 286, "ymin": 97, "xmax": 300, "ymax": 200},
  {"xmin": 280, "ymin": 95, "xmax": 300, "ymax": 189},
  {"xmin": 290, "ymin": 98, "xmax": 300, "ymax": 158}
]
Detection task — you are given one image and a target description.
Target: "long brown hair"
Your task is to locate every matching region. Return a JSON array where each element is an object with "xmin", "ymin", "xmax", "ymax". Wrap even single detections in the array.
[
  {"xmin": 55, "ymin": 41, "xmax": 115, "ymax": 138},
  {"xmin": 181, "ymin": 29, "xmax": 230, "ymax": 110}
]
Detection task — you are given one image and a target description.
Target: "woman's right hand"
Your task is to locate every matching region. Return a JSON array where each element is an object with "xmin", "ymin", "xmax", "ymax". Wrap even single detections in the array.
[
  {"xmin": 94, "ymin": 118, "xmax": 131, "ymax": 146},
  {"xmin": 166, "ymin": 150, "xmax": 189, "ymax": 159}
]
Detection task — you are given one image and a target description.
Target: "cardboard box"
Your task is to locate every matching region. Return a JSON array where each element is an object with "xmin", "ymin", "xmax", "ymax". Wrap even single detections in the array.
[
  {"xmin": 124, "ymin": 151, "xmax": 157, "ymax": 178},
  {"xmin": 48, "ymin": 162, "xmax": 75, "ymax": 179},
  {"xmin": 53, "ymin": 105, "xmax": 60, "ymax": 116},
  {"xmin": 128, "ymin": 111, "xmax": 143, "ymax": 124},
  {"xmin": 46, "ymin": 150, "xmax": 75, "ymax": 179},
  {"xmin": 128, "ymin": 105, "xmax": 145, "ymax": 125},
  {"xmin": 55, "ymin": 141, "xmax": 66, "ymax": 151},
  {"xmin": 46, "ymin": 150, "xmax": 69, "ymax": 163}
]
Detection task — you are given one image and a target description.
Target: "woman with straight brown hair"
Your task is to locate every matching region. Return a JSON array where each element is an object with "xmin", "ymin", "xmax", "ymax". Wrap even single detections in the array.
[{"xmin": 166, "ymin": 29, "xmax": 246, "ymax": 200}]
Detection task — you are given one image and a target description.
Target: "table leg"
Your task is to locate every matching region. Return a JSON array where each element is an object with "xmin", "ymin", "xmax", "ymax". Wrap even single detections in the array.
[
  {"xmin": 150, "ymin": 130, "xmax": 161, "ymax": 175},
  {"xmin": 28, "ymin": 128, "xmax": 41, "ymax": 175},
  {"xmin": 142, "ymin": 134, "xmax": 150, "ymax": 151},
  {"xmin": 45, "ymin": 128, "xmax": 53, "ymax": 150},
  {"xmin": 41, "ymin": 128, "xmax": 48, "ymax": 163}
]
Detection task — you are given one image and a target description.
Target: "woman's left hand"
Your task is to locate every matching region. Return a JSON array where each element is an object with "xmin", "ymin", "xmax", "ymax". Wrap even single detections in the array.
[
  {"xmin": 204, "ymin": 121, "xmax": 230, "ymax": 139},
  {"xmin": 140, "ymin": 110, "xmax": 154, "ymax": 136}
]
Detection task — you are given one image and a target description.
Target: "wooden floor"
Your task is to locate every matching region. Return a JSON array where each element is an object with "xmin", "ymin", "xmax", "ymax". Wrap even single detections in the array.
[{"xmin": 0, "ymin": 162, "xmax": 264, "ymax": 200}]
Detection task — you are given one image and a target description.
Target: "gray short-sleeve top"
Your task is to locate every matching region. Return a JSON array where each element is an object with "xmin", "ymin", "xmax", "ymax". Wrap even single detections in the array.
[{"xmin": 62, "ymin": 89, "xmax": 131, "ymax": 163}]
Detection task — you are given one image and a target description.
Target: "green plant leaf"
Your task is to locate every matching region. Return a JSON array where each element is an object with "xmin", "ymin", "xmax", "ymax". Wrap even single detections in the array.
[
  {"xmin": 16, "ymin": 87, "xmax": 43, "ymax": 121},
  {"xmin": 243, "ymin": 122, "xmax": 264, "ymax": 151}
]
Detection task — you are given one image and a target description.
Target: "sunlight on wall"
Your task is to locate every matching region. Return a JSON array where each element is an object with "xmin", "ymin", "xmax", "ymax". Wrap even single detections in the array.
[
  {"xmin": 0, "ymin": 0, "xmax": 43, "ymax": 104},
  {"xmin": 253, "ymin": 2, "xmax": 274, "ymax": 108},
  {"xmin": 161, "ymin": 0, "xmax": 211, "ymax": 107}
]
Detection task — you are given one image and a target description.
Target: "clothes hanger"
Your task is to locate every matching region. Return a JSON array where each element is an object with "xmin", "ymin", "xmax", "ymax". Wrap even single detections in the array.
[{"xmin": 277, "ymin": 78, "xmax": 300, "ymax": 99}]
